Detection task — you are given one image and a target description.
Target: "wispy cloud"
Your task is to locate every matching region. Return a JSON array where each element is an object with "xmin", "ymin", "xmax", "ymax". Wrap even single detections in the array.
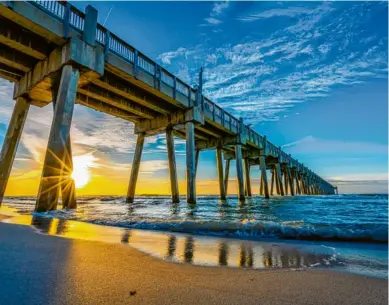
[
  {"xmin": 157, "ymin": 2, "xmax": 387, "ymax": 124},
  {"xmin": 204, "ymin": 17, "xmax": 222, "ymax": 25},
  {"xmin": 237, "ymin": 6, "xmax": 313, "ymax": 22},
  {"xmin": 212, "ymin": 1, "xmax": 229, "ymax": 16},
  {"xmin": 202, "ymin": 0, "xmax": 229, "ymax": 26},
  {"xmin": 157, "ymin": 47, "xmax": 199, "ymax": 65},
  {"xmin": 282, "ymin": 136, "xmax": 388, "ymax": 155}
]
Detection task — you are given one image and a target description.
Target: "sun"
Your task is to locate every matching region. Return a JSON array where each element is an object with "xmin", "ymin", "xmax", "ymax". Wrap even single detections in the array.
[{"xmin": 71, "ymin": 154, "xmax": 96, "ymax": 189}]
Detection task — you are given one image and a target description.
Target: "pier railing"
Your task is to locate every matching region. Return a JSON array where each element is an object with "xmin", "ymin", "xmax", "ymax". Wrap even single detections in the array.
[{"xmin": 31, "ymin": 0, "xmax": 300, "ymax": 165}]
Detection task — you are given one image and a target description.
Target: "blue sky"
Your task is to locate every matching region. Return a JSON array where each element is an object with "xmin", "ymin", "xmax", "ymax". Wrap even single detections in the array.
[{"xmin": 0, "ymin": 1, "xmax": 388, "ymax": 194}]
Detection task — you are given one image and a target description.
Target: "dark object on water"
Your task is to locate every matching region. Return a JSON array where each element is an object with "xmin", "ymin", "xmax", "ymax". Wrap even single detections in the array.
[{"xmin": 129, "ymin": 291, "xmax": 137, "ymax": 296}]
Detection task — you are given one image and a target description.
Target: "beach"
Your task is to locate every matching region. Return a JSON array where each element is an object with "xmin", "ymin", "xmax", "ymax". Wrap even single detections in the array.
[{"xmin": 0, "ymin": 221, "xmax": 387, "ymax": 305}]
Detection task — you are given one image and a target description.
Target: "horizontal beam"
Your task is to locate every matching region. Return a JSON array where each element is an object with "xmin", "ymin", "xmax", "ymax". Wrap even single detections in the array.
[
  {"xmin": 78, "ymin": 85, "xmax": 157, "ymax": 119},
  {"xmin": 0, "ymin": 44, "xmax": 36, "ymax": 72},
  {"xmin": 105, "ymin": 59, "xmax": 187, "ymax": 109},
  {"xmin": 135, "ymin": 107, "xmax": 204, "ymax": 135},
  {"xmin": 14, "ymin": 36, "xmax": 104, "ymax": 99},
  {"xmin": 76, "ymin": 93, "xmax": 140, "ymax": 123},
  {"xmin": 0, "ymin": 16, "xmax": 51, "ymax": 60},
  {"xmin": 0, "ymin": 63, "xmax": 22, "ymax": 82},
  {"xmin": 91, "ymin": 72, "xmax": 173, "ymax": 115}
]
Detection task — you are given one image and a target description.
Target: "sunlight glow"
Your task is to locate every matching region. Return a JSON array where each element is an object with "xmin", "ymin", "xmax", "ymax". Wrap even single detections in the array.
[{"xmin": 71, "ymin": 154, "xmax": 97, "ymax": 189}]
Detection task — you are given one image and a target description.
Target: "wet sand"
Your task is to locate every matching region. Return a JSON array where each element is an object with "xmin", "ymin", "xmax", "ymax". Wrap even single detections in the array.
[{"xmin": 0, "ymin": 222, "xmax": 387, "ymax": 305}]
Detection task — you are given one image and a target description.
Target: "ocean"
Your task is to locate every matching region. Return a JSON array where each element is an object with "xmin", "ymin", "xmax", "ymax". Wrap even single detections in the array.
[{"xmin": 1, "ymin": 194, "xmax": 388, "ymax": 278}]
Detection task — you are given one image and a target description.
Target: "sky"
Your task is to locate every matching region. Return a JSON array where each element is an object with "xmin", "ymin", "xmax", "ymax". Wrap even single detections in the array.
[{"xmin": 0, "ymin": 1, "xmax": 388, "ymax": 196}]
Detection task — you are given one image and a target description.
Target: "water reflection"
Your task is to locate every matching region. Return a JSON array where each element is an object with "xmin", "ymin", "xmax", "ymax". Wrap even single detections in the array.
[
  {"xmin": 218, "ymin": 243, "xmax": 228, "ymax": 266},
  {"xmin": 31, "ymin": 216, "xmax": 53, "ymax": 234},
  {"xmin": 12, "ymin": 215, "xmax": 339, "ymax": 271}
]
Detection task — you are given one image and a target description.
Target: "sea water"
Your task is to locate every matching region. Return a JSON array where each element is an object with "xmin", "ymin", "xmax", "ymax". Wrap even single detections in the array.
[{"xmin": 2, "ymin": 194, "xmax": 388, "ymax": 278}]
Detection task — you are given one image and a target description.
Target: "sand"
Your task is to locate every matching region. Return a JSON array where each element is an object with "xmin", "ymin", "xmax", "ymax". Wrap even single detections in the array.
[{"xmin": 0, "ymin": 221, "xmax": 387, "ymax": 305}]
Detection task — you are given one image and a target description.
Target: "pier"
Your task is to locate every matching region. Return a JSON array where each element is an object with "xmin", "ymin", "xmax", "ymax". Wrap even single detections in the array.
[{"xmin": 0, "ymin": 1, "xmax": 336, "ymax": 212}]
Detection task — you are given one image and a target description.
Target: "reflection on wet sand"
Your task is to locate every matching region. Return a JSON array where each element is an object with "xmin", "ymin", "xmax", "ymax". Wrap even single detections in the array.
[
  {"xmin": 119, "ymin": 230, "xmax": 335, "ymax": 269},
  {"xmin": 8, "ymin": 215, "xmax": 337, "ymax": 270}
]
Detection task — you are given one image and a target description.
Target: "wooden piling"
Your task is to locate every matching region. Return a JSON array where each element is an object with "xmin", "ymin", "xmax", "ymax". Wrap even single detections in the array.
[
  {"xmin": 126, "ymin": 133, "xmax": 145, "ymax": 203},
  {"xmin": 235, "ymin": 144, "xmax": 245, "ymax": 201},
  {"xmin": 35, "ymin": 65, "xmax": 79, "ymax": 212},
  {"xmin": 216, "ymin": 147, "xmax": 226, "ymax": 200},
  {"xmin": 0, "ymin": 97, "xmax": 30, "ymax": 205},
  {"xmin": 186, "ymin": 121, "xmax": 196, "ymax": 204},
  {"xmin": 166, "ymin": 128, "xmax": 179, "ymax": 203}
]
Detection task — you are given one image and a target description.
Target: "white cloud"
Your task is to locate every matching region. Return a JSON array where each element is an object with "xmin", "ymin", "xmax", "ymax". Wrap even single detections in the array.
[
  {"xmin": 212, "ymin": 1, "xmax": 229, "ymax": 16},
  {"xmin": 282, "ymin": 136, "xmax": 388, "ymax": 155},
  {"xmin": 204, "ymin": 17, "xmax": 222, "ymax": 25},
  {"xmin": 202, "ymin": 0, "xmax": 229, "ymax": 26},
  {"xmin": 238, "ymin": 6, "xmax": 313, "ymax": 22}
]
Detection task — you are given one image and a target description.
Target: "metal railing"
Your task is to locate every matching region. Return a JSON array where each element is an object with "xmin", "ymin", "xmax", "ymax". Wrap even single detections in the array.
[{"xmin": 28, "ymin": 0, "xmax": 322, "ymax": 178}]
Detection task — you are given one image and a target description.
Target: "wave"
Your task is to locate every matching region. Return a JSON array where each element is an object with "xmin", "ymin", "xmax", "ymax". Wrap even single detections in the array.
[{"xmin": 35, "ymin": 212, "xmax": 388, "ymax": 244}]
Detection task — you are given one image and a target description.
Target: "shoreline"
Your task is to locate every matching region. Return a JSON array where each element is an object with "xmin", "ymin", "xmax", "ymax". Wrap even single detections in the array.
[
  {"xmin": 1, "ymin": 206, "xmax": 387, "ymax": 279},
  {"xmin": 0, "ymin": 220, "xmax": 387, "ymax": 304}
]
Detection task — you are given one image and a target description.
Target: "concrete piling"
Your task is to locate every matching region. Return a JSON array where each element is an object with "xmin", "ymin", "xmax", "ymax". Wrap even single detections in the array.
[
  {"xmin": 166, "ymin": 128, "xmax": 179, "ymax": 203},
  {"xmin": 235, "ymin": 144, "xmax": 245, "ymax": 201},
  {"xmin": 259, "ymin": 156, "xmax": 269, "ymax": 199},
  {"xmin": 186, "ymin": 121, "xmax": 196, "ymax": 204},
  {"xmin": 35, "ymin": 65, "xmax": 79, "ymax": 212},
  {"xmin": 224, "ymin": 159, "xmax": 230, "ymax": 195},
  {"xmin": 0, "ymin": 97, "xmax": 30, "ymax": 205},
  {"xmin": 275, "ymin": 163, "xmax": 284, "ymax": 196},
  {"xmin": 244, "ymin": 158, "xmax": 252, "ymax": 197},
  {"xmin": 126, "ymin": 133, "xmax": 145, "ymax": 203},
  {"xmin": 216, "ymin": 147, "xmax": 226, "ymax": 200},
  {"xmin": 51, "ymin": 76, "xmax": 76, "ymax": 209}
]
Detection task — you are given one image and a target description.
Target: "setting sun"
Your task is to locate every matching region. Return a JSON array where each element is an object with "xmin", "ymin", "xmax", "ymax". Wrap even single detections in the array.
[{"xmin": 71, "ymin": 154, "xmax": 98, "ymax": 189}]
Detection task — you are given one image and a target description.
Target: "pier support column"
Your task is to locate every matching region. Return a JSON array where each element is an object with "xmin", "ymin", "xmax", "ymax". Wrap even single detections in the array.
[
  {"xmin": 300, "ymin": 174, "xmax": 306, "ymax": 194},
  {"xmin": 126, "ymin": 133, "xmax": 145, "ymax": 203},
  {"xmin": 35, "ymin": 65, "xmax": 80, "ymax": 212},
  {"xmin": 224, "ymin": 159, "xmax": 230, "ymax": 195},
  {"xmin": 270, "ymin": 169, "xmax": 275, "ymax": 196},
  {"xmin": 244, "ymin": 159, "xmax": 252, "ymax": 197},
  {"xmin": 166, "ymin": 128, "xmax": 179, "ymax": 203},
  {"xmin": 274, "ymin": 166, "xmax": 280, "ymax": 195},
  {"xmin": 195, "ymin": 149, "xmax": 200, "ymax": 178},
  {"xmin": 306, "ymin": 177, "xmax": 311, "ymax": 195},
  {"xmin": 216, "ymin": 147, "xmax": 226, "ymax": 200},
  {"xmin": 186, "ymin": 121, "xmax": 196, "ymax": 204},
  {"xmin": 287, "ymin": 167, "xmax": 295, "ymax": 196},
  {"xmin": 260, "ymin": 175, "xmax": 264, "ymax": 195},
  {"xmin": 0, "ymin": 97, "xmax": 30, "ymax": 205},
  {"xmin": 259, "ymin": 155, "xmax": 269, "ymax": 199},
  {"xmin": 275, "ymin": 163, "xmax": 284, "ymax": 196},
  {"xmin": 295, "ymin": 171, "xmax": 301, "ymax": 195},
  {"xmin": 235, "ymin": 144, "xmax": 245, "ymax": 201},
  {"xmin": 51, "ymin": 77, "xmax": 76, "ymax": 209},
  {"xmin": 283, "ymin": 169, "xmax": 289, "ymax": 195}
]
